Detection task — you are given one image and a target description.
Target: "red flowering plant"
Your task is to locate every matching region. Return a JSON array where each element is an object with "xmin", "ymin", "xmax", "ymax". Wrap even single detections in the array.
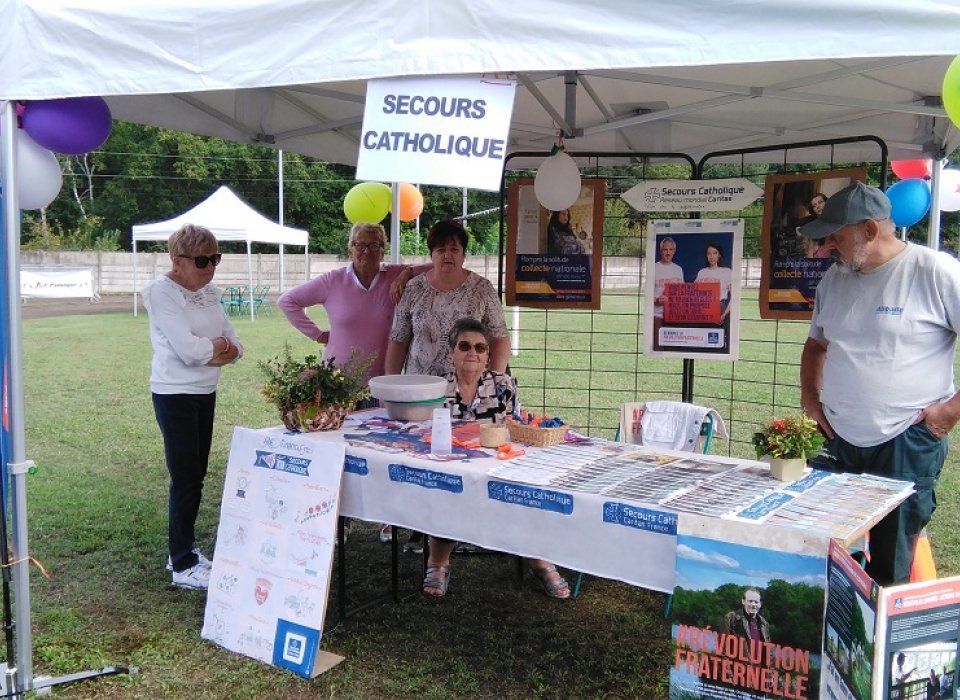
[{"xmin": 752, "ymin": 414, "xmax": 824, "ymax": 460}]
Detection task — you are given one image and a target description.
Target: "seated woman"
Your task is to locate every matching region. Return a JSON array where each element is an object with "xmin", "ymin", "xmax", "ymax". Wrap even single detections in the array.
[{"xmin": 422, "ymin": 317, "xmax": 571, "ymax": 600}]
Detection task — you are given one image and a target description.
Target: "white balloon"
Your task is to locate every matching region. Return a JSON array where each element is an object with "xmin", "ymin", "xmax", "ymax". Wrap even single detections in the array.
[
  {"xmin": 534, "ymin": 151, "xmax": 581, "ymax": 211},
  {"xmin": 2, "ymin": 129, "xmax": 63, "ymax": 210},
  {"xmin": 938, "ymin": 168, "xmax": 960, "ymax": 212}
]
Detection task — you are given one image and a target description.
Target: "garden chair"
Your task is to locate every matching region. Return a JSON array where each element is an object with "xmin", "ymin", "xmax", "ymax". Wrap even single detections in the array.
[
  {"xmin": 253, "ymin": 285, "xmax": 272, "ymax": 315},
  {"xmin": 220, "ymin": 286, "xmax": 244, "ymax": 316},
  {"xmin": 570, "ymin": 400, "xmax": 724, "ymax": 608}
]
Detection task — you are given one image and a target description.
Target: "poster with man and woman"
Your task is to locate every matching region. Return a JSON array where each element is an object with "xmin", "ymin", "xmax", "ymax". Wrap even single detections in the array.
[
  {"xmin": 644, "ymin": 218, "xmax": 744, "ymax": 360},
  {"xmin": 759, "ymin": 167, "xmax": 867, "ymax": 320}
]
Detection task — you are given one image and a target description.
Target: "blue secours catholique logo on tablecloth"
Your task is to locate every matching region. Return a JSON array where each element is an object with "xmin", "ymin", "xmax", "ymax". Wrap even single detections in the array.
[
  {"xmin": 387, "ymin": 464, "xmax": 463, "ymax": 492},
  {"xmin": 487, "ymin": 480, "xmax": 573, "ymax": 514},
  {"xmin": 254, "ymin": 450, "xmax": 312, "ymax": 476},
  {"xmin": 602, "ymin": 502, "xmax": 677, "ymax": 534}
]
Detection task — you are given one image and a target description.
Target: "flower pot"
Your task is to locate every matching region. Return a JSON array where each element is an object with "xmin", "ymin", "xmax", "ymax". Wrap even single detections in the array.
[
  {"xmin": 281, "ymin": 400, "xmax": 352, "ymax": 432},
  {"xmin": 769, "ymin": 456, "xmax": 806, "ymax": 482}
]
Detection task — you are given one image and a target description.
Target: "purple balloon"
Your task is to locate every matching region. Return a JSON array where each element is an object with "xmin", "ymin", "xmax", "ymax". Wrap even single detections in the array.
[{"xmin": 22, "ymin": 97, "xmax": 112, "ymax": 155}]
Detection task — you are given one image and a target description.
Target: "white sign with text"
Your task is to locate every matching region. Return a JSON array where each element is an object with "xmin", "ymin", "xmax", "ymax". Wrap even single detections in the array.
[
  {"xmin": 622, "ymin": 178, "xmax": 763, "ymax": 213},
  {"xmin": 356, "ymin": 76, "xmax": 517, "ymax": 191}
]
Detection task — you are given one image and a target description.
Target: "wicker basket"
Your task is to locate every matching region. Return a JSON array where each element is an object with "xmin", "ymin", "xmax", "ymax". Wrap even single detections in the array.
[
  {"xmin": 506, "ymin": 420, "xmax": 568, "ymax": 447},
  {"xmin": 281, "ymin": 400, "xmax": 352, "ymax": 432}
]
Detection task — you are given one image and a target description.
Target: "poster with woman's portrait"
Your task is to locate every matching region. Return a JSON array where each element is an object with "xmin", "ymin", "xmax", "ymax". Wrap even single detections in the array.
[
  {"xmin": 759, "ymin": 168, "xmax": 867, "ymax": 320},
  {"xmin": 505, "ymin": 178, "xmax": 604, "ymax": 309},
  {"xmin": 644, "ymin": 218, "xmax": 744, "ymax": 361}
]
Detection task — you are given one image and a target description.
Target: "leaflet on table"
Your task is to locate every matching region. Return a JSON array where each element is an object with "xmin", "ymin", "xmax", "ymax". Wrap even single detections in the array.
[
  {"xmin": 821, "ymin": 539, "xmax": 960, "ymax": 700},
  {"xmin": 737, "ymin": 472, "xmax": 914, "ymax": 541},
  {"xmin": 341, "ymin": 411, "xmax": 491, "ymax": 461},
  {"xmin": 487, "ymin": 443, "xmax": 914, "ymax": 539}
]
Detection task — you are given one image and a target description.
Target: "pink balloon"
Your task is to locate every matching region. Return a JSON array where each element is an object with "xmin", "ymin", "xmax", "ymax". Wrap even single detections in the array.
[
  {"xmin": 22, "ymin": 97, "xmax": 112, "ymax": 155},
  {"xmin": 890, "ymin": 159, "xmax": 933, "ymax": 180}
]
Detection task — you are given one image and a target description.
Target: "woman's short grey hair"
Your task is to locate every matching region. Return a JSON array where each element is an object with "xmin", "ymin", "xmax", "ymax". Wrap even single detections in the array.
[
  {"xmin": 348, "ymin": 222, "xmax": 387, "ymax": 247},
  {"xmin": 169, "ymin": 224, "xmax": 216, "ymax": 258},
  {"xmin": 447, "ymin": 317, "xmax": 492, "ymax": 348}
]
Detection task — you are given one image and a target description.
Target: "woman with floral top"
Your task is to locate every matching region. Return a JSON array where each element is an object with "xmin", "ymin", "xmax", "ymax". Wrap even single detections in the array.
[{"xmin": 421, "ymin": 318, "xmax": 570, "ymax": 601}]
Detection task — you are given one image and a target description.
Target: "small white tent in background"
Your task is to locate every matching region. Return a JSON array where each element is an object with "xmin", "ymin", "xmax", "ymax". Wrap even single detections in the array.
[{"xmin": 130, "ymin": 185, "xmax": 309, "ymax": 318}]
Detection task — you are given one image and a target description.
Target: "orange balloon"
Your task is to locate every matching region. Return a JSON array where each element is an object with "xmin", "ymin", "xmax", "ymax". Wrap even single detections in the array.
[{"xmin": 397, "ymin": 183, "xmax": 424, "ymax": 222}]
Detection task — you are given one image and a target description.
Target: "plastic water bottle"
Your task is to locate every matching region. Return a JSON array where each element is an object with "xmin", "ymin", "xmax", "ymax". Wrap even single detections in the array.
[{"xmin": 431, "ymin": 407, "xmax": 452, "ymax": 456}]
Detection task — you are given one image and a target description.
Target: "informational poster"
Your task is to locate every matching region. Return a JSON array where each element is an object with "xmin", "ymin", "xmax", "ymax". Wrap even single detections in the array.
[
  {"xmin": 505, "ymin": 178, "xmax": 604, "ymax": 309},
  {"xmin": 201, "ymin": 427, "xmax": 346, "ymax": 679},
  {"xmin": 669, "ymin": 534, "xmax": 827, "ymax": 699},
  {"xmin": 822, "ymin": 540, "xmax": 960, "ymax": 700},
  {"xmin": 644, "ymin": 218, "xmax": 743, "ymax": 360},
  {"xmin": 356, "ymin": 75, "xmax": 517, "ymax": 191},
  {"xmin": 759, "ymin": 168, "xmax": 866, "ymax": 320},
  {"xmin": 20, "ymin": 266, "xmax": 96, "ymax": 299}
]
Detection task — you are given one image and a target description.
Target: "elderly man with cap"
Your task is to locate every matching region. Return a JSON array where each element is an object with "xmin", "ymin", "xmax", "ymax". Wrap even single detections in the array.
[{"xmin": 799, "ymin": 181, "xmax": 960, "ymax": 585}]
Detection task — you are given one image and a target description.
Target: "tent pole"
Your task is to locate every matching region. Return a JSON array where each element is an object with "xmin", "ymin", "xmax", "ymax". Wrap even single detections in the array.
[
  {"xmin": 247, "ymin": 242, "xmax": 255, "ymax": 320},
  {"xmin": 928, "ymin": 156, "xmax": 943, "ymax": 250},
  {"xmin": 1, "ymin": 98, "xmax": 33, "ymax": 694},
  {"xmin": 390, "ymin": 184, "xmax": 400, "ymax": 264},
  {"xmin": 278, "ymin": 149, "xmax": 285, "ymax": 292},
  {"xmin": 132, "ymin": 240, "xmax": 138, "ymax": 316}
]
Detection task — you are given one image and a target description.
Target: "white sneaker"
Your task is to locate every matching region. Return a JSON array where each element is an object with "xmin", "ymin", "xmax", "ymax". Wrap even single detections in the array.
[
  {"xmin": 171, "ymin": 562, "xmax": 210, "ymax": 590},
  {"xmin": 166, "ymin": 548, "xmax": 212, "ymax": 572}
]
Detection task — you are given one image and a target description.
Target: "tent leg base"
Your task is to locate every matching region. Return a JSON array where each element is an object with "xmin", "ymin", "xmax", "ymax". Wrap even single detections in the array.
[{"xmin": 27, "ymin": 666, "xmax": 139, "ymax": 696}]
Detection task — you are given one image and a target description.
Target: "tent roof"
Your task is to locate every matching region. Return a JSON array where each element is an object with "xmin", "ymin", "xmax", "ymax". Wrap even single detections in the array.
[
  {"xmin": 131, "ymin": 185, "xmax": 308, "ymax": 247},
  {"xmin": 2, "ymin": 1, "xmax": 960, "ymax": 165}
]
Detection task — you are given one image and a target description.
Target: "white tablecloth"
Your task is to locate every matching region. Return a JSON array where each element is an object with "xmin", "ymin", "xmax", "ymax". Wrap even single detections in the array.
[{"xmin": 253, "ymin": 412, "xmax": 912, "ymax": 594}]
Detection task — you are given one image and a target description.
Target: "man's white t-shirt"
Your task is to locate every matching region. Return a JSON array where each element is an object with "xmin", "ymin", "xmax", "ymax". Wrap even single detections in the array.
[{"xmin": 810, "ymin": 244, "xmax": 960, "ymax": 446}]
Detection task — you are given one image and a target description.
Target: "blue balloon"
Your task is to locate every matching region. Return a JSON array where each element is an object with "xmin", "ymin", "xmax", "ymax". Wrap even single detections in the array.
[{"xmin": 886, "ymin": 178, "xmax": 931, "ymax": 227}]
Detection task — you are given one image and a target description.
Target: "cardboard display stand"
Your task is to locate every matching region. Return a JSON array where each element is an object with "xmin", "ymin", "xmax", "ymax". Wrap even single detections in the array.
[
  {"xmin": 822, "ymin": 540, "xmax": 960, "ymax": 700},
  {"xmin": 201, "ymin": 427, "xmax": 346, "ymax": 678}
]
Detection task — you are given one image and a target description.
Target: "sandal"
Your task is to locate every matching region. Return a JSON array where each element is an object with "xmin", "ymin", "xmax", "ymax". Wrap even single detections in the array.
[
  {"xmin": 422, "ymin": 565, "xmax": 452, "ymax": 597},
  {"xmin": 529, "ymin": 565, "xmax": 570, "ymax": 599}
]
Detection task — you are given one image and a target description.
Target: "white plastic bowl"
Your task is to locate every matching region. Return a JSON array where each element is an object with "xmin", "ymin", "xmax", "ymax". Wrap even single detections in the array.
[
  {"xmin": 368, "ymin": 374, "xmax": 447, "ymax": 403},
  {"xmin": 383, "ymin": 397, "xmax": 446, "ymax": 421}
]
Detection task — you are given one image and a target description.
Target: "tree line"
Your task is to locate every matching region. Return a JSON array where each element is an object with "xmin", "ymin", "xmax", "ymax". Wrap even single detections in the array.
[
  {"xmin": 22, "ymin": 122, "xmax": 505, "ymax": 256},
  {"xmin": 21, "ymin": 121, "xmax": 955, "ymax": 258}
]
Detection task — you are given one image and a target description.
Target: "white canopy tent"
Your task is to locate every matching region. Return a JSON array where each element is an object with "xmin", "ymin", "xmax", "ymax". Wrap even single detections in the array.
[
  {"xmin": 131, "ymin": 185, "xmax": 309, "ymax": 318},
  {"xmin": 3, "ymin": 0, "xmax": 960, "ymax": 694}
]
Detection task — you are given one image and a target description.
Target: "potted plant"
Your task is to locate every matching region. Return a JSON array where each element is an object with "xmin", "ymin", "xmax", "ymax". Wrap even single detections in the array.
[
  {"xmin": 752, "ymin": 413, "xmax": 825, "ymax": 481},
  {"xmin": 259, "ymin": 344, "xmax": 372, "ymax": 432}
]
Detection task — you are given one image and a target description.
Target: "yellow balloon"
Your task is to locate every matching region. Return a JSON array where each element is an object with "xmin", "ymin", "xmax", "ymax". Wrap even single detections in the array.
[
  {"xmin": 343, "ymin": 182, "xmax": 391, "ymax": 223},
  {"xmin": 943, "ymin": 55, "xmax": 960, "ymax": 129}
]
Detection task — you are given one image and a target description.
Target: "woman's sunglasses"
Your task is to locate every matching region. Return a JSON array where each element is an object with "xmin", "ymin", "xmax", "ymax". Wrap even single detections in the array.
[
  {"xmin": 178, "ymin": 253, "xmax": 222, "ymax": 269},
  {"xmin": 456, "ymin": 340, "xmax": 488, "ymax": 353}
]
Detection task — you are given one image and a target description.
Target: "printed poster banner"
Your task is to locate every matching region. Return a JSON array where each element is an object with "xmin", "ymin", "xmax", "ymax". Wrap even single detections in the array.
[
  {"xmin": 822, "ymin": 540, "xmax": 960, "ymax": 700},
  {"xmin": 759, "ymin": 168, "xmax": 866, "ymax": 320},
  {"xmin": 20, "ymin": 267, "xmax": 95, "ymax": 299},
  {"xmin": 670, "ymin": 533, "xmax": 827, "ymax": 699},
  {"xmin": 201, "ymin": 427, "xmax": 346, "ymax": 679},
  {"xmin": 621, "ymin": 178, "xmax": 763, "ymax": 213},
  {"xmin": 505, "ymin": 177, "xmax": 604, "ymax": 310},
  {"xmin": 356, "ymin": 75, "xmax": 517, "ymax": 191},
  {"xmin": 644, "ymin": 219, "xmax": 744, "ymax": 360}
]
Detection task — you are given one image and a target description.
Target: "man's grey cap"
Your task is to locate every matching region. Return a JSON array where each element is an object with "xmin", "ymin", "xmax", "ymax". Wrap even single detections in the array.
[{"xmin": 798, "ymin": 181, "xmax": 892, "ymax": 241}]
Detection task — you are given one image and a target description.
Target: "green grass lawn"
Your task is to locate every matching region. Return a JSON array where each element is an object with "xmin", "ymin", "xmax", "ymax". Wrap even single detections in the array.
[{"xmin": 15, "ymin": 299, "xmax": 960, "ymax": 698}]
